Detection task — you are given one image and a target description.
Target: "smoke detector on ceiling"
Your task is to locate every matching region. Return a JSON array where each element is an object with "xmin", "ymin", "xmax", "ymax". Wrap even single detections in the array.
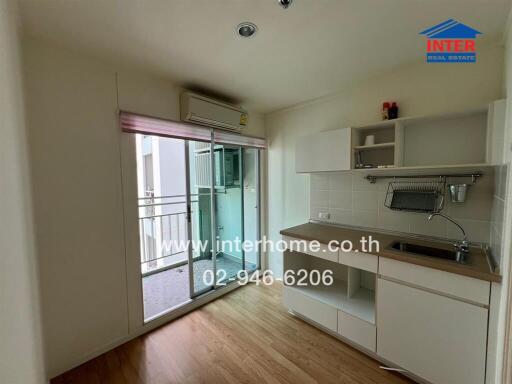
[{"xmin": 278, "ymin": 0, "xmax": 293, "ymax": 9}]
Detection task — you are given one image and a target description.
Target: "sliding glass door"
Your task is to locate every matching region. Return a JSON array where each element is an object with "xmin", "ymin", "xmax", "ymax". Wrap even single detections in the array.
[{"xmin": 132, "ymin": 125, "xmax": 261, "ymax": 321}]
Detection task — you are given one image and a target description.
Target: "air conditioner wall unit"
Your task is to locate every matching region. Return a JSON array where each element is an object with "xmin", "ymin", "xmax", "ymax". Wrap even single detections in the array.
[{"xmin": 180, "ymin": 92, "xmax": 248, "ymax": 132}]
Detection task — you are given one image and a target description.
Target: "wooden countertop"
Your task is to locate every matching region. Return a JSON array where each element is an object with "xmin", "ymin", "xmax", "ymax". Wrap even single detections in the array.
[{"xmin": 280, "ymin": 223, "xmax": 501, "ymax": 283}]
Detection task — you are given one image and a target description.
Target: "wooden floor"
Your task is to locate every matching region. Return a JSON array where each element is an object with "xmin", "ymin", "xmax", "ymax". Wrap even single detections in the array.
[{"xmin": 52, "ymin": 283, "xmax": 414, "ymax": 384}]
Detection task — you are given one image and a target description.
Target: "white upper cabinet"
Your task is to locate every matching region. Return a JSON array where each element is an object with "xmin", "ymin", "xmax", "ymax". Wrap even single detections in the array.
[
  {"xmin": 295, "ymin": 128, "xmax": 351, "ymax": 172},
  {"xmin": 295, "ymin": 104, "xmax": 503, "ymax": 173},
  {"xmin": 486, "ymin": 99, "xmax": 507, "ymax": 165}
]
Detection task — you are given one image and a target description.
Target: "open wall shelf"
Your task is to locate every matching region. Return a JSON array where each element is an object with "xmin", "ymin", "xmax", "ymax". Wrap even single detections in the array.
[
  {"xmin": 352, "ymin": 123, "xmax": 398, "ymax": 169},
  {"xmin": 351, "ymin": 107, "xmax": 488, "ymax": 171}
]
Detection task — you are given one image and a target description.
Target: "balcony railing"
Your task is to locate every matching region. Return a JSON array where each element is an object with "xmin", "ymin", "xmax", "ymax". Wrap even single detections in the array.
[{"xmin": 138, "ymin": 194, "xmax": 192, "ymax": 276}]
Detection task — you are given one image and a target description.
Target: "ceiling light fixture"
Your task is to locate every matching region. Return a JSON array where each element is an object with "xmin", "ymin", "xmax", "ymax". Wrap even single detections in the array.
[{"xmin": 237, "ymin": 22, "xmax": 258, "ymax": 38}]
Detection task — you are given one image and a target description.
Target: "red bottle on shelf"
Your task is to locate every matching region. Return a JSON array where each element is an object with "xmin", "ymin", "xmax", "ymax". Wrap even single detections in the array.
[{"xmin": 382, "ymin": 102, "xmax": 390, "ymax": 120}]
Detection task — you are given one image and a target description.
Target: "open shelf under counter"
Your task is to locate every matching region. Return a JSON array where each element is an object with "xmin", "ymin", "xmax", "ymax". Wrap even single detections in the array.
[{"xmin": 285, "ymin": 280, "xmax": 375, "ymax": 324}]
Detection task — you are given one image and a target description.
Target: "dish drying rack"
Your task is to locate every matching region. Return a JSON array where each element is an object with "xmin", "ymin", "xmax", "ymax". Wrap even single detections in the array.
[
  {"xmin": 384, "ymin": 177, "xmax": 446, "ymax": 213},
  {"xmin": 365, "ymin": 172, "xmax": 482, "ymax": 213}
]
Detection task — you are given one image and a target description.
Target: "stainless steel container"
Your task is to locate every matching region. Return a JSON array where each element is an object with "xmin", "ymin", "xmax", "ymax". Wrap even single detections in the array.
[{"xmin": 449, "ymin": 184, "xmax": 469, "ymax": 203}]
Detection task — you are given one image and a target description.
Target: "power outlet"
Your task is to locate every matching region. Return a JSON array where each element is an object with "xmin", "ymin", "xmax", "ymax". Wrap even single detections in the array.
[{"xmin": 318, "ymin": 212, "xmax": 331, "ymax": 220}]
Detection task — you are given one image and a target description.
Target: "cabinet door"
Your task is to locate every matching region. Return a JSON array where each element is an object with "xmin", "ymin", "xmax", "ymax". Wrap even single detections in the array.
[
  {"xmin": 338, "ymin": 310, "xmax": 376, "ymax": 352},
  {"xmin": 283, "ymin": 287, "xmax": 338, "ymax": 331},
  {"xmin": 295, "ymin": 128, "xmax": 351, "ymax": 172},
  {"xmin": 377, "ymin": 278, "xmax": 488, "ymax": 384}
]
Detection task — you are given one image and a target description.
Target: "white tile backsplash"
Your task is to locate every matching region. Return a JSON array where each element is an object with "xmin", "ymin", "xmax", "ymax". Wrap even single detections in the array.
[
  {"xmin": 310, "ymin": 206, "xmax": 328, "ymax": 221},
  {"xmin": 310, "ymin": 190, "xmax": 329, "ymax": 207},
  {"xmin": 497, "ymin": 164, "xmax": 508, "ymax": 199},
  {"xmin": 489, "ymin": 164, "xmax": 508, "ymax": 268},
  {"xmin": 376, "ymin": 211, "xmax": 412, "ymax": 233},
  {"xmin": 490, "ymin": 224, "xmax": 503, "ymax": 268},
  {"xmin": 310, "ymin": 171, "xmax": 495, "ymax": 244},
  {"xmin": 352, "ymin": 173, "xmax": 379, "ymax": 191},
  {"xmin": 311, "ymin": 173, "xmax": 330, "ymax": 190},
  {"xmin": 352, "ymin": 190, "xmax": 379, "ymax": 211},
  {"xmin": 408, "ymin": 213, "xmax": 448, "ymax": 238},
  {"xmin": 329, "ymin": 190, "xmax": 352, "ymax": 209},
  {"xmin": 331, "ymin": 209, "xmax": 353, "ymax": 225},
  {"xmin": 491, "ymin": 196, "xmax": 504, "ymax": 233},
  {"xmin": 352, "ymin": 209, "xmax": 378, "ymax": 227},
  {"xmin": 445, "ymin": 192, "xmax": 493, "ymax": 221},
  {"xmin": 446, "ymin": 218, "xmax": 490, "ymax": 243},
  {"xmin": 329, "ymin": 172, "xmax": 352, "ymax": 190}
]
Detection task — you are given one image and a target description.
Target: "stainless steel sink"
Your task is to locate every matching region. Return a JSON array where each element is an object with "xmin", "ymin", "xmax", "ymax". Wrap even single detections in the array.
[{"xmin": 390, "ymin": 241, "xmax": 458, "ymax": 262}]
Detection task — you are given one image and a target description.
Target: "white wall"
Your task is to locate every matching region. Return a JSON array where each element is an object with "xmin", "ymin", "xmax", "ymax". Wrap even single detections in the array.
[
  {"xmin": 23, "ymin": 37, "xmax": 266, "ymax": 378},
  {"xmin": 265, "ymin": 44, "xmax": 504, "ymax": 276},
  {"xmin": 24, "ymin": 37, "xmax": 129, "ymax": 379},
  {"xmin": 0, "ymin": 1, "xmax": 46, "ymax": 383}
]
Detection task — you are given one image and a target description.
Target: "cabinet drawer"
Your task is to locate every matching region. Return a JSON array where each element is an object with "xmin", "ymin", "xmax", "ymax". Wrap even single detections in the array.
[
  {"xmin": 379, "ymin": 257, "xmax": 490, "ymax": 305},
  {"xmin": 377, "ymin": 278, "xmax": 488, "ymax": 384},
  {"xmin": 283, "ymin": 286, "xmax": 337, "ymax": 331},
  {"xmin": 282, "ymin": 236, "xmax": 338, "ymax": 263},
  {"xmin": 337, "ymin": 310, "xmax": 376, "ymax": 352},
  {"xmin": 339, "ymin": 251, "xmax": 378, "ymax": 273}
]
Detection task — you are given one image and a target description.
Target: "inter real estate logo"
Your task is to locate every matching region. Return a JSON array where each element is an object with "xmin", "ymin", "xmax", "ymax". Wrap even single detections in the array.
[{"xmin": 420, "ymin": 19, "xmax": 482, "ymax": 63}]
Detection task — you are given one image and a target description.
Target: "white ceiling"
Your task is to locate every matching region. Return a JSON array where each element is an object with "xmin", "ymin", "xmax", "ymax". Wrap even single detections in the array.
[{"xmin": 20, "ymin": 0, "xmax": 511, "ymax": 113}]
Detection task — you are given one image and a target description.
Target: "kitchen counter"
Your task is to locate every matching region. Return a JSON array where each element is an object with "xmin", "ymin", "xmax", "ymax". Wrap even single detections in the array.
[{"xmin": 280, "ymin": 222, "xmax": 501, "ymax": 283}]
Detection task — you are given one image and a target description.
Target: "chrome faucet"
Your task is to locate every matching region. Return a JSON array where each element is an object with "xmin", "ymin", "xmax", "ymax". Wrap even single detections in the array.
[{"xmin": 428, "ymin": 213, "xmax": 469, "ymax": 263}]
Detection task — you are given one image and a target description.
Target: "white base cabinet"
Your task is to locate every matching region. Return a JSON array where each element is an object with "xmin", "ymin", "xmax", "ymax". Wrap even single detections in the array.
[
  {"xmin": 377, "ymin": 278, "xmax": 488, "ymax": 384},
  {"xmin": 282, "ymin": 237, "xmax": 491, "ymax": 384}
]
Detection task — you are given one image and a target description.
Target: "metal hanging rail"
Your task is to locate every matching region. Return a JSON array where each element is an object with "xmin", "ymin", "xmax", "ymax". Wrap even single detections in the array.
[{"xmin": 364, "ymin": 172, "xmax": 482, "ymax": 184}]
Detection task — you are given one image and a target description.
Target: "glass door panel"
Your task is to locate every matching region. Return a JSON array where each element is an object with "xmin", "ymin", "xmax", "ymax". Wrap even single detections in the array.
[
  {"xmin": 213, "ymin": 144, "xmax": 244, "ymax": 285},
  {"xmin": 136, "ymin": 134, "xmax": 192, "ymax": 321},
  {"xmin": 243, "ymin": 148, "xmax": 260, "ymax": 272},
  {"xmin": 187, "ymin": 140, "xmax": 215, "ymax": 296}
]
